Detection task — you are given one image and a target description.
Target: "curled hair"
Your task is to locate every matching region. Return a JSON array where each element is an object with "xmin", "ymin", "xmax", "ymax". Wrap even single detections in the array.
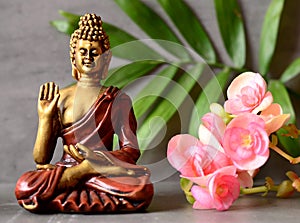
[{"xmin": 70, "ymin": 13, "xmax": 110, "ymax": 66}]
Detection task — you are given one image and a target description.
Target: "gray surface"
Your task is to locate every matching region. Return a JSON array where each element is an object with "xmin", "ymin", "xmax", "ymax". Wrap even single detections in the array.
[
  {"xmin": 1, "ymin": 0, "xmax": 300, "ymax": 222},
  {"xmin": 1, "ymin": 179, "xmax": 300, "ymax": 223}
]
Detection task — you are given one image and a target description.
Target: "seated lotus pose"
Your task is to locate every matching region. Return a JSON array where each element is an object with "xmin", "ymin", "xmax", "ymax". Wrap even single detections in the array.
[{"xmin": 15, "ymin": 13, "xmax": 153, "ymax": 213}]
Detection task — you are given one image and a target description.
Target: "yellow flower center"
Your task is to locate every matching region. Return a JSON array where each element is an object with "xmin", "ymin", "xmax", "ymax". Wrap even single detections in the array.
[
  {"xmin": 242, "ymin": 134, "xmax": 252, "ymax": 147},
  {"xmin": 217, "ymin": 185, "xmax": 228, "ymax": 197}
]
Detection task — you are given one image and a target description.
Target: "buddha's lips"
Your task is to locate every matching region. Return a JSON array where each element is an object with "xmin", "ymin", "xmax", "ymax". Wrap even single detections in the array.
[{"xmin": 83, "ymin": 62, "xmax": 95, "ymax": 68}]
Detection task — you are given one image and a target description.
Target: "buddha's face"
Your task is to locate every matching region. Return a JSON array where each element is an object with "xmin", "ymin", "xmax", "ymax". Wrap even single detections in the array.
[{"xmin": 74, "ymin": 39, "xmax": 103, "ymax": 77}]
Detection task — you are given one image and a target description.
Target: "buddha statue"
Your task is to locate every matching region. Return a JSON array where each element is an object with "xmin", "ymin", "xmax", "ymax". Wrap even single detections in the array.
[{"xmin": 15, "ymin": 13, "xmax": 154, "ymax": 213}]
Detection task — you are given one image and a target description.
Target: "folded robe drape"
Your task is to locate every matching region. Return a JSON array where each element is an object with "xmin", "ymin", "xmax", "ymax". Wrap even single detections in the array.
[{"xmin": 15, "ymin": 86, "xmax": 154, "ymax": 213}]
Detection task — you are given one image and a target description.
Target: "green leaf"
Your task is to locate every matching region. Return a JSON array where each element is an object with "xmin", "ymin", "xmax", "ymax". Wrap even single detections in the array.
[
  {"xmin": 280, "ymin": 57, "xmax": 300, "ymax": 83},
  {"xmin": 58, "ymin": 10, "xmax": 80, "ymax": 24},
  {"xmin": 50, "ymin": 11, "xmax": 80, "ymax": 35},
  {"xmin": 214, "ymin": 0, "xmax": 246, "ymax": 68},
  {"xmin": 104, "ymin": 23, "xmax": 164, "ymax": 61},
  {"xmin": 268, "ymin": 80, "xmax": 295, "ymax": 123},
  {"xmin": 104, "ymin": 61, "xmax": 162, "ymax": 88},
  {"xmin": 50, "ymin": 20, "xmax": 77, "ymax": 36},
  {"xmin": 134, "ymin": 65, "xmax": 179, "ymax": 119},
  {"xmin": 114, "ymin": 0, "xmax": 191, "ymax": 61},
  {"xmin": 180, "ymin": 178, "xmax": 193, "ymax": 193},
  {"xmin": 138, "ymin": 63, "xmax": 204, "ymax": 151},
  {"xmin": 185, "ymin": 193, "xmax": 196, "ymax": 205},
  {"xmin": 259, "ymin": 0, "xmax": 285, "ymax": 76},
  {"xmin": 276, "ymin": 128, "xmax": 300, "ymax": 157},
  {"xmin": 158, "ymin": 0, "xmax": 216, "ymax": 63},
  {"xmin": 51, "ymin": 11, "xmax": 163, "ymax": 61},
  {"xmin": 180, "ymin": 178, "xmax": 195, "ymax": 204},
  {"xmin": 188, "ymin": 68, "xmax": 230, "ymax": 136}
]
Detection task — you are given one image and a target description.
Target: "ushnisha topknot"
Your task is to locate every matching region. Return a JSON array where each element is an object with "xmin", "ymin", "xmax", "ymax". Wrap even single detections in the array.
[{"xmin": 69, "ymin": 13, "xmax": 110, "ymax": 66}]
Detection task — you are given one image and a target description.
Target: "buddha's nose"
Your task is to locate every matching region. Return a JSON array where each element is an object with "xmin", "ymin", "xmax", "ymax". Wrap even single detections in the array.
[{"xmin": 84, "ymin": 55, "xmax": 94, "ymax": 63}]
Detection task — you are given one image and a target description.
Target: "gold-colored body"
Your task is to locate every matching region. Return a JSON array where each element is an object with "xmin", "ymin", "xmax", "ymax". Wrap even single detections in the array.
[{"xmin": 32, "ymin": 16, "xmax": 131, "ymax": 190}]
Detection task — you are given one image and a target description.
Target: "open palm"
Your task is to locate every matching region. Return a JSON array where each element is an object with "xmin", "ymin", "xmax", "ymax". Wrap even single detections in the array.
[{"xmin": 38, "ymin": 82, "xmax": 60, "ymax": 119}]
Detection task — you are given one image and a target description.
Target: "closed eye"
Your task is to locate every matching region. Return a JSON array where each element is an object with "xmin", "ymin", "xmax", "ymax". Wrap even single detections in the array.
[{"xmin": 79, "ymin": 48, "xmax": 87, "ymax": 55}]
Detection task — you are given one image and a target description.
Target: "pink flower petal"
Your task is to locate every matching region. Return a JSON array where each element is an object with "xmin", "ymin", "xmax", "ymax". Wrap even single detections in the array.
[
  {"xmin": 190, "ymin": 166, "xmax": 240, "ymax": 211},
  {"xmin": 265, "ymin": 114, "xmax": 290, "ymax": 135},
  {"xmin": 185, "ymin": 166, "xmax": 237, "ymax": 186},
  {"xmin": 252, "ymin": 91, "xmax": 273, "ymax": 114},
  {"xmin": 201, "ymin": 113, "xmax": 226, "ymax": 144},
  {"xmin": 198, "ymin": 124, "xmax": 224, "ymax": 153},
  {"xmin": 224, "ymin": 72, "xmax": 272, "ymax": 115},
  {"xmin": 237, "ymin": 170, "xmax": 254, "ymax": 188},
  {"xmin": 223, "ymin": 113, "xmax": 270, "ymax": 170},
  {"xmin": 191, "ymin": 186, "xmax": 215, "ymax": 209},
  {"xmin": 167, "ymin": 134, "xmax": 200, "ymax": 176},
  {"xmin": 227, "ymin": 72, "xmax": 266, "ymax": 99},
  {"xmin": 260, "ymin": 103, "xmax": 290, "ymax": 134}
]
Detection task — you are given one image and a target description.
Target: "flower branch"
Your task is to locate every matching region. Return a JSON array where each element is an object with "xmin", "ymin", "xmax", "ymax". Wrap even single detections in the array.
[{"xmin": 167, "ymin": 72, "xmax": 297, "ymax": 211}]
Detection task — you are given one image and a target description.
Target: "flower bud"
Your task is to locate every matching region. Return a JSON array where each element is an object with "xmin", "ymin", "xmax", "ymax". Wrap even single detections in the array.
[{"xmin": 276, "ymin": 180, "xmax": 295, "ymax": 198}]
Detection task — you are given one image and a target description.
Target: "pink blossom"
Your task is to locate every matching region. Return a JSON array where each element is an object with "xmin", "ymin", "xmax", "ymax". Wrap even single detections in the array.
[
  {"xmin": 201, "ymin": 112, "xmax": 226, "ymax": 144},
  {"xmin": 223, "ymin": 113, "xmax": 270, "ymax": 170},
  {"xmin": 224, "ymin": 72, "xmax": 273, "ymax": 115},
  {"xmin": 190, "ymin": 166, "xmax": 240, "ymax": 211},
  {"xmin": 260, "ymin": 103, "xmax": 290, "ymax": 135},
  {"xmin": 237, "ymin": 170, "xmax": 253, "ymax": 188},
  {"xmin": 167, "ymin": 134, "xmax": 232, "ymax": 177}
]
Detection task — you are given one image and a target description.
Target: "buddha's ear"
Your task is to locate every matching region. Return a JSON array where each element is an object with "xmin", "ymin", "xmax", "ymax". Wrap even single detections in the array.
[
  {"xmin": 72, "ymin": 65, "xmax": 81, "ymax": 81},
  {"xmin": 100, "ymin": 50, "xmax": 112, "ymax": 80}
]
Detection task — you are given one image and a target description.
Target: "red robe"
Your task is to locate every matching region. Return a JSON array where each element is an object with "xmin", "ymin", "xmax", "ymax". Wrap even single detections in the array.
[{"xmin": 15, "ymin": 86, "xmax": 154, "ymax": 213}]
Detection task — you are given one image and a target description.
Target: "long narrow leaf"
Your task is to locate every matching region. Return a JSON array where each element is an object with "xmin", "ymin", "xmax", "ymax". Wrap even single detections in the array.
[
  {"xmin": 188, "ymin": 68, "xmax": 230, "ymax": 136},
  {"xmin": 104, "ymin": 61, "xmax": 162, "ymax": 88},
  {"xmin": 280, "ymin": 57, "xmax": 300, "ymax": 83},
  {"xmin": 114, "ymin": 0, "xmax": 191, "ymax": 61},
  {"xmin": 51, "ymin": 11, "xmax": 163, "ymax": 60},
  {"xmin": 104, "ymin": 24, "xmax": 164, "ymax": 60},
  {"xmin": 158, "ymin": 0, "xmax": 216, "ymax": 63},
  {"xmin": 268, "ymin": 79, "xmax": 295, "ymax": 123},
  {"xmin": 214, "ymin": 0, "xmax": 246, "ymax": 68},
  {"xmin": 137, "ymin": 64, "xmax": 204, "ymax": 152},
  {"xmin": 58, "ymin": 10, "xmax": 80, "ymax": 24},
  {"xmin": 134, "ymin": 65, "xmax": 179, "ymax": 119},
  {"xmin": 50, "ymin": 20, "xmax": 77, "ymax": 36},
  {"xmin": 259, "ymin": 0, "xmax": 285, "ymax": 76},
  {"xmin": 276, "ymin": 128, "xmax": 300, "ymax": 157}
]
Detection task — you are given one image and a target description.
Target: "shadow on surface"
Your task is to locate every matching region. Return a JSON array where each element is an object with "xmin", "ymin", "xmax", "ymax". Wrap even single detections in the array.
[{"xmin": 147, "ymin": 180, "xmax": 188, "ymax": 212}]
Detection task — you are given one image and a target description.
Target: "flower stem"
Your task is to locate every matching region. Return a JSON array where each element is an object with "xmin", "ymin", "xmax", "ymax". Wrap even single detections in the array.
[
  {"xmin": 240, "ymin": 185, "xmax": 278, "ymax": 195},
  {"xmin": 240, "ymin": 177, "xmax": 279, "ymax": 195},
  {"xmin": 240, "ymin": 186, "xmax": 268, "ymax": 195},
  {"xmin": 269, "ymin": 142, "xmax": 300, "ymax": 164}
]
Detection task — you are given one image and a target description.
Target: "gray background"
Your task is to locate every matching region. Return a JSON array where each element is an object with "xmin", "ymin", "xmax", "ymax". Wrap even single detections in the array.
[{"xmin": 1, "ymin": 0, "xmax": 300, "ymax": 185}]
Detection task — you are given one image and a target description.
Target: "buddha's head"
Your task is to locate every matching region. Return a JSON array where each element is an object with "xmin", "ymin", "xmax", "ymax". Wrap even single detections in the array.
[{"xmin": 70, "ymin": 13, "xmax": 112, "ymax": 81}]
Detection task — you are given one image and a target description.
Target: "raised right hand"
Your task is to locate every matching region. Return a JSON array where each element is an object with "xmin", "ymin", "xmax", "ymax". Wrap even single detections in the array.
[{"xmin": 38, "ymin": 82, "xmax": 60, "ymax": 119}]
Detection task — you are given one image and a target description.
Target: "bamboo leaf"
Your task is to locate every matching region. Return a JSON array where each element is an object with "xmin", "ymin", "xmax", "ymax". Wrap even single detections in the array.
[
  {"xmin": 104, "ymin": 61, "xmax": 162, "ymax": 88},
  {"xmin": 58, "ymin": 10, "xmax": 80, "ymax": 24},
  {"xmin": 104, "ymin": 23, "xmax": 164, "ymax": 61},
  {"xmin": 268, "ymin": 80, "xmax": 295, "ymax": 123},
  {"xmin": 50, "ymin": 20, "xmax": 77, "ymax": 36},
  {"xmin": 134, "ymin": 65, "xmax": 179, "ymax": 119},
  {"xmin": 158, "ymin": 0, "xmax": 216, "ymax": 63},
  {"xmin": 214, "ymin": 0, "xmax": 246, "ymax": 68},
  {"xmin": 114, "ymin": 0, "xmax": 191, "ymax": 61},
  {"xmin": 50, "ymin": 11, "xmax": 80, "ymax": 35},
  {"xmin": 259, "ymin": 0, "xmax": 285, "ymax": 76},
  {"xmin": 51, "ymin": 11, "xmax": 163, "ymax": 60},
  {"xmin": 137, "ymin": 63, "xmax": 204, "ymax": 151},
  {"xmin": 188, "ymin": 68, "xmax": 230, "ymax": 136},
  {"xmin": 280, "ymin": 57, "xmax": 300, "ymax": 83},
  {"xmin": 276, "ymin": 128, "xmax": 300, "ymax": 157}
]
